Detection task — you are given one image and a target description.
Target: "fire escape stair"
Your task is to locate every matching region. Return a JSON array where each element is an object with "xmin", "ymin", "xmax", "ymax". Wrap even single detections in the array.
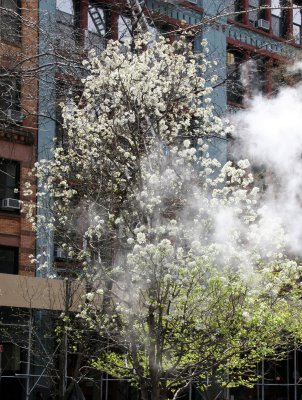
[{"xmin": 88, "ymin": 4, "xmax": 106, "ymax": 36}]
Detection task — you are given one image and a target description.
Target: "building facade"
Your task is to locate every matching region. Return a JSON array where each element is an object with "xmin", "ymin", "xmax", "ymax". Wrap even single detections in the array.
[{"xmin": 0, "ymin": 0, "xmax": 302, "ymax": 399}]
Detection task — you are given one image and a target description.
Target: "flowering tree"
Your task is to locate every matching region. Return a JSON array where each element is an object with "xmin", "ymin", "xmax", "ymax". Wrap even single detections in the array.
[{"xmin": 27, "ymin": 35, "xmax": 302, "ymax": 400}]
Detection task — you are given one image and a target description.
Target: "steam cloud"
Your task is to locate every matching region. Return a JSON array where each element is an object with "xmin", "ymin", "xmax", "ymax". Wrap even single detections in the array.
[{"xmin": 232, "ymin": 67, "xmax": 302, "ymax": 256}]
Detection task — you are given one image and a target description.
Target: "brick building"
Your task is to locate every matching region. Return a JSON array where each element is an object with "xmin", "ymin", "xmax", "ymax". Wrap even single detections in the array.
[
  {"xmin": 0, "ymin": 2, "xmax": 81, "ymax": 399},
  {"xmin": 0, "ymin": 1, "xmax": 38, "ymax": 398},
  {"xmin": 0, "ymin": 0, "xmax": 38, "ymax": 277}
]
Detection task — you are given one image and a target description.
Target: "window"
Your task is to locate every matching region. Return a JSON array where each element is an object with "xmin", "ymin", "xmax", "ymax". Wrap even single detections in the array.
[
  {"xmin": 0, "ymin": 0, "xmax": 21, "ymax": 43},
  {"xmin": 55, "ymin": 84, "xmax": 78, "ymax": 148},
  {"xmin": 56, "ymin": 0, "xmax": 74, "ymax": 15},
  {"xmin": 0, "ymin": 159, "xmax": 20, "ymax": 203},
  {"xmin": 227, "ymin": 50, "xmax": 244, "ymax": 104},
  {"xmin": 0, "ymin": 72, "xmax": 21, "ymax": 124},
  {"xmin": 85, "ymin": 4, "xmax": 107, "ymax": 53},
  {"xmin": 226, "ymin": 0, "xmax": 243, "ymax": 21},
  {"xmin": 249, "ymin": 0, "xmax": 260, "ymax": 23},
  {"xmin": 227, "ymin": 49, "xmax": 268, "ymax": 105},
  {"xmin": 0, "ymin": 246, "xmax": 18, "ymax": 274},
  {"xmin": 0, "ymin": 343, "xmax": 21, "ymax": 371},
  {"xmin": 56, "ymin": 0, "xmax": 80, "ymax": 50},
  {"xmin": 88, "ymin": 5, "xmax": 106, "ymax": 36},
  {"xmin": 272, "ymin": 0, "xmax": 283, "ymax": 36},
  {"xmin": 224, "ymin": 0, "xmax": 235, "ymax": 15},
  {"xmin": 247, "ymin": 57, "xmax": 266, "ymax": 95},
  {"xmin": 293, "ymin": 5, "xmax": 302, "ymax": 44},
  {"xmin": 118, "ymin": 14, "xmax": 133, "ymax": 42}
]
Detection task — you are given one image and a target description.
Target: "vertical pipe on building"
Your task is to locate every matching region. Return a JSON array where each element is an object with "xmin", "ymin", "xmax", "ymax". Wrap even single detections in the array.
[
  {"xmin": 261, "ymin": 361, "xmax": 265, "ymax": 400},
  {"xmin": 25, "ymin": 310, "xmax": 33, "ymax": 400},
  {"xmin": 283, "ymin": 0, "xmax": 293, "ymax": 39},
  {"xmin": 266, "ymin": 58, "xmax": 274, "ymax": 96},
  {"xmin": 265, "ymin": 0, "xmax": 273, "ymax": 34},
  {"xmin": 79, "ymin": 0, "xmax": 89, "ymax": 46},
  {"xmin": 107, "ymin": 8, "xmax": 119, "ymax": 40},
  {"xmin": 265, "ymin": 58, "xmax": 273, "ymax": 97},
  {"xmin": 100, "ymin": 372, "xmax": 103, "ymax": 400},
  {"xmin": 294, "ymin": 348, "xmax": 297, "ymax": 400},
  {"xmin": 242, "ymin": 50, "xmax": 251, "ymax": 99},
  {"xmin": 105, "ymin": 372, "xmax": 109, "ymax": 400},
  {"xmin": 286, "ymin": 357, "xmax": 296, "ymax": 400},
  {"xmin": 243, "ymin": 0, "xmax": 250, "ymax": 25}
]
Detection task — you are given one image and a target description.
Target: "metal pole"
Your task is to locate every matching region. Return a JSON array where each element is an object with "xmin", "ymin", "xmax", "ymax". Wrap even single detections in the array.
[
  {"xmin": 0, "ymin": 349, "xmax": 2, "ymax": 382},
  {"xmin": 26, "ymin": 310, "xmax": 33, "ymax": 400},
  {"xmin": 294, "ymin": 348, "xmax": 297, "ymax": 400},
  {"xmin": 261, "ymin": 361, "xmax": 264, "ymax": 400}
]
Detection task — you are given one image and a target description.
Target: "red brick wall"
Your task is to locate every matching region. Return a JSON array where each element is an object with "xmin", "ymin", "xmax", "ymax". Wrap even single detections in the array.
[{"xmin": 0, "ymin": 0, "xmax": 38, "ymax": 277}]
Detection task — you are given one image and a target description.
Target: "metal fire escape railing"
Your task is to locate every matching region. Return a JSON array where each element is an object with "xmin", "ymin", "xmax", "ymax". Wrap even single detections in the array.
[
  {"xmin": 88, "ymin": 4, "xmax": 106, "ymax": 36},
  {"xmin": 88, "ymin": 0, "xmax": 155, "ymax": 38},
  {"xmin": 88, "ymin": 0, "xmax": 157, "ymax": 138},
  {"xmin": 126, "ymin": 0, "xmax": 157, "ymax": 139},
  {"xmin": 126, "ymin": 0, "xmax": 151, "ymax": 33}
]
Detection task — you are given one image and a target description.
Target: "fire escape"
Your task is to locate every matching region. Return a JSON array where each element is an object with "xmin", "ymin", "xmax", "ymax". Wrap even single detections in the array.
[{"xmin": 88, "ymin": 0, "xmax": 153, "ymax": 38}]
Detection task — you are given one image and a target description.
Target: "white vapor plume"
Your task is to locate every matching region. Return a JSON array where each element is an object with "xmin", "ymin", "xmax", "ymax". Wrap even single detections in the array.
[{"xmin": 232, "ymin": 73, "xmax": 302, "ymax": 256}]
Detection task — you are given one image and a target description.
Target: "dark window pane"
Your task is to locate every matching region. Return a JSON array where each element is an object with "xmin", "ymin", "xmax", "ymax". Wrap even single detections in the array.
[
  {"xmin": 272, "ymin": 15, "xmax": 282, "ymax": 36},
  {"xmin": 272, "ymin": 0, "xmax": 281, "ymax": 16},
  {"xmin": 272, "ymin": 0, "xmax": 288, "ymax": 38},
  {"xmin": 249, "ymin": 0, "xmax": 260, "ymax": 22},
  {"xmin": 0, "ymin": 159, "xmax": 19, "ymax": 200},
  {"xmin": 248, "ymin": 57, "xmax": 266, "ymax": 95},
  {"xmin": 293, "ymin": 7, "xmax": 302, "ymax": 44},
  {"xmin": 224, "ymin": 0, "xmax": 235, "ymax": 15},
  {"xmin": 1, "ymin": 343, "xmax": 21, "ymax": 371},
  {"xmin": 232, "ymin": 0, "xmax": 244, "ymax": 21},
  {"xmin": 227, "ymin": 50, "xmax": 244, "ymax": 104},
  {"xmin": 0, "ymin": 0, "xmax": 21, "ymax": 42},
  {"xmin": 0, "ymin": 246, "xmax": 18, "ymax": 274},
  {"xmin": 0, "ymin": 72, "xmax": 21, "ymax": 124}
]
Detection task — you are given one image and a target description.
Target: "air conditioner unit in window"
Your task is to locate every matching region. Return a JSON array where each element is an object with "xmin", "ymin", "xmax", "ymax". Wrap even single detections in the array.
[
  {"xmin": 256, "ymin": 19, "xmax": 270, "ymax": 31},
  {"xmin": 1, "ymin": 198, "xmax": 20, "ymax": 210},
  {"xmin": 54, "ymin": 246, "xmax": 67, "ymax": 260}
]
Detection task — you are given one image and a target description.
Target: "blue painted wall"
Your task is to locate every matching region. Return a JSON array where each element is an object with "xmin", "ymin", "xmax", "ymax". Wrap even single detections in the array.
[{"xmin": 37, "ymin": 0, "xmax": 57, "ymax": 276}]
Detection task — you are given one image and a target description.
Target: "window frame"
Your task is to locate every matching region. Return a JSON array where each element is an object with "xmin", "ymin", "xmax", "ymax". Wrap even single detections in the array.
[
  {"xmin": 0, "ymin": 0, "xmax": 22, "ymax": 44},
  {"xmin": 226, "ymin": 48, "xmax": 245, "ymax": 105},
  {"xmin": 293, "ymin": 3, "xmax": 302, "ymax": 44},
  {"xmin": 0, "ymin": 158, "xmax": 20, "ymax": 211},
  {"xmin": 226, "ymin": 47, "xmax": 269, "ymax": 107},
  {"xmin": 0, "ymin": 71, "xmax": 21, "ymax": 124},
  {"xmin": 0, "ymin": 245, "xmax": 19, "ymax": 274}
]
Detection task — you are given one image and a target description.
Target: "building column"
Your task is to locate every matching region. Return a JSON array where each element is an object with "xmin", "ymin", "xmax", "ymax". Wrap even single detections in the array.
[
  {"xmin": 243, "ymin": 0, "xmax": 249, "ymax": 24},
  {"xmin": 265, "ymin": 58, "xmax": 273, "ymax": 97},
  {"xmin": 283, "ymin": 0, "xmax": 293, "ymax": 39},
  {"xmin": 265, "ymin": 0, "xmax": 273, "ymax": 34},
  {"xmin": 105, "ymin": 7, "xmax": 119, "ymax": 40},
  {"xmin": 80, "ymin": 0, "xmax": 89, "ymax": 46}
]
